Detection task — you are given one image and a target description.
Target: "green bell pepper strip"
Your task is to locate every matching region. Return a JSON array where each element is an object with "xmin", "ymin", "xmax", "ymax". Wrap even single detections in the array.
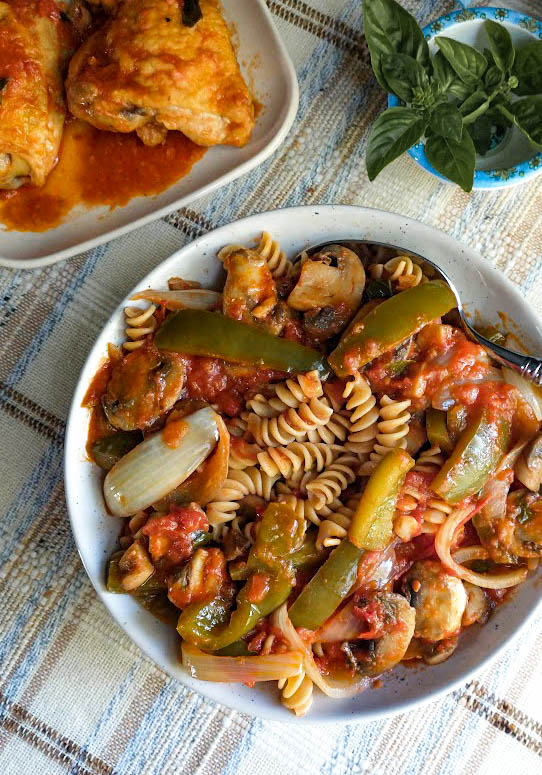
[
  {"xmin": 328, "ymin": 281, "xmax": 457, "ymax": 376},
  {"xmin": 215, "ymin": 640, "xmax": 254, "ymax": 657},
  {"xmin": 177, "ymin": 503, "xmax": 305, "ymax": 651},
  {"xmin": 289, "ymin": 450, "xmax": 414, "ymax": 630},
  {"xmin": 155, "ymin": 309, "xmax": 330, "ymax": 377},
  {"xmin": 426, "ymin": 408, "xmax": 453, "ymax": 455},
  {"xmin": 447, "ymin": 404, "xmax": 468, "ymax": 443},
  {"xmin": 288, "ymin": 540, "xmax": 363, "ymax": 630},
  {"xmin": 349, "ymin": 449, "xmax": 414, "ymax": 549},
  {"xmin": 431, "ymin": 411, "xmax": 510, "ymax": 503},
  {"xmin": 92, "ymin": 431, "xmax": 142, "ymax": 471},
  {"xmin": 229, "ymin": 533, "xmax": 326, "ymax": 581},
  {"xmin": 106, "ymin": 551, "xmax": 125, "ymax": 593}
]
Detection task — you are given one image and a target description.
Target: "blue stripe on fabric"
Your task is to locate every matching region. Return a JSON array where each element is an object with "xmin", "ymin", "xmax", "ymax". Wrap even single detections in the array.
[
  {"xmin": 0, "ymin": 546, "xmax": 85, "ymax": 703},
  {"xmin": 223, "ymin": 717, "xmax": 262, "ymax": 775},
  {"xmin": 0, "ymin": 444, "xmax": 63, "ymax": 559},
  {"xmin": 113, "ymin": 680, "xmax": 206, "ymax": 774},
  {"xmin": 395, "ymin": 691, "xmax": 468, "ymax": 775},
  {"xmin": 3, "ymin": 244, "xmax": 106, "ymax": 389},
  {"xmin": 67, "ymin": 657, "xmax": 143, "ymax": 775}
]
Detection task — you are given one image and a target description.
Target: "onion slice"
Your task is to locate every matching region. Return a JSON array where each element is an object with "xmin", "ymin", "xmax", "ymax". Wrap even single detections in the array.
[
  {"xmin": 502, "ymin": 367, "xmax": 542, "ymax": 422},
  {"xmin": 314, "ymin": 599, "xmax": 362, "ymax": 643},
  {"xmin": 104, "ymin": 407, "xmax": 218, "ymax": 517},
  {"xmin": 272, "ymin": 604, "xmax": 371, "ymax": 698},
  {"xmin": 131, "ymin": 289, "xmax": 222, "ymax": 311},
  {"xmin": 435, "ymin": 505, "xmax": 528, "ymax": 589},
  {"xmin": 182, "ymin": 643, "xmax": 303, "ymax": 683}
]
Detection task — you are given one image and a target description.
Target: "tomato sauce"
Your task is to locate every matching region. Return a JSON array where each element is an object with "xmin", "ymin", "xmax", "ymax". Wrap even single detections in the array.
[
  {"xmin": 143, "ymin": 506, "xmax": 208, "ymax": 569},
  {"xmin": 246, "ymin": 572, "xmax": 271, "ymax": 604},
  {"xmin": 0, "ymin": 119, "xmax": 206, "ymax": 232},
  {"xmin": 366, "ymin": 324, "xmax": 496, "ymax": 411},
  {"xmin": 181, "ymin": 355, "xmax": 285, "ymax": 417},
  {"xmin": 162, "ymin": 417, "xmax": 189, "ymax": 449}
]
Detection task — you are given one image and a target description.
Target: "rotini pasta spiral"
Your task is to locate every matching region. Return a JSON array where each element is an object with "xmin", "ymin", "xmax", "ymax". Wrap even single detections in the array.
[
  {"xmin": 277, "ymin": 493, "xmax": 341, "ymax": 527},
  {"xmin": 246, "ymin": 371, "xmax": 323, "ymax": 418},
  {"xmin": 257, "ymin": 441, "xmax": 340, "ymax": 479},
  {"xmin": 277, "ymin": 494, "xmax": 322, "ymax": 526},
  {"xmin": 368, "ymin": 255, "xmax": 425, "ymax": 290},
  {"xmin": 206, "ymin": 467, "xmax": 279, "ymax": 525},
  {"xmin": 306, "ymin": 454, "xmax": 359, "ymax": 510},
  {"xmin": 342, "ymin": 372, "xmax": 379, "ymax": 456},
  {"xmin": 219, "ymin": 515, "xmax": 259, "ymax": 545},
  {"xmin": 226, "ymin": 417, "xmax": 248, "ymax": 438},
  {"xmin": 383, "ymin": 255, "xmax": 424, "ymax": 289},
  {"xmin": 361, "ymin": 395, "xmax": 411, "ymax": 473},
  {"xmin": 228, "ymin": 438, "xmax": 262, "ymax": 470},
  {"xmin": 307, "ymin": 401, "xmax": 350, "ymax": 444},
  {"xmin": 256, "ymin": 231, "xmax": 293, "ymax": 278},
  {"xmin": 315, "ymin": 497, "xmax": 360, "ymax": 549},
  {"xmin": 216, "ymin": 243, "xmax": 245, "ymax": 262},
  {"xmin": 275, "ymin": 469, "xmax": 318, "ymax": 497},
  {"xmin": 413, "ymin": 446, "xmax": 445, "ymax": 472},
  {"xmin": 278, "ymin": 672, "xmax": 313, "ymax": 716},
  {"xmin": 123, "ymin": 304, "xmax": 157, "ymax": 350},
  {"xmin": 247, "ymin": 397, "xmax": 333, "ymax": 447}
]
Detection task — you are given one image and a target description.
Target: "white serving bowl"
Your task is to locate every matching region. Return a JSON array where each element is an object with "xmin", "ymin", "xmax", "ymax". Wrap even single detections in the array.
[{"xmin": 65, "ymin": 205, "xmax": 542, "ymax": 723}]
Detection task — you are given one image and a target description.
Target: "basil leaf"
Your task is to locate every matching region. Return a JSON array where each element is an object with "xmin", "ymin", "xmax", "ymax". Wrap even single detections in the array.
[
  {"xmin": 365, "ymin": 279, "xmax": 392, "ymax": 300},
  {"xmin": 449, "ymin": 80, "xmax": 473, "ymax": 101},
  {"xmin": 363, "ymin": 0, "xmax": 430, "ymax": 91},
  {"xmin": 432, "ymin": 50, "xmax": 456, "ymax": 92},
  {"xmin": 425, "ymin": 130, "xmax": 476, "ymax": 192},
  {"xmin": 512, "ymin": 96, "xmax": 542, "ymax": 151},
  {"xmin": 484, "ymin": 19, "xmax": 514, "ymax": 74},
  {"xmin": 513, "ymin": 41, "xmax": 542, "ymax": 96},
  {"xmin": 436, "ymin": 37, "xmax": 488, "ymax": 85},
  {"xmin": 487, "ymin": 101, "xmax": 512, "ymax": 127},
  {"xmin": 467, "ymin": 114, "xmax": 492, "ymax": 155},
  {"xmin": 484, "ymin": 64, "xmax": 502, "ymax": 90},
  {"xmin": 366, "ymin": 107, "xmax": 426, "ymax": 180},
  {"xmin": 429, "ymin": 103, "xmax": 463, "ymax": 142},
  {"xmin": 460, "ymin": 90, "xmax": 491, "ymax": 124},
  {"xmin": 380, "ymin": 52, "xmax": 429, "ymax": 103},
  {"xmin": 182, "ymin": 0, "xmax": 202, "ymax": 27}
]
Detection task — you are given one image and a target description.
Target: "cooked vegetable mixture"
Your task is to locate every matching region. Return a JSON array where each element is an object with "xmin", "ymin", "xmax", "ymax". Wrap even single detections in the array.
[{"xmin": 84, "ymin": 233, "xmax": 542, "ymax": 716}]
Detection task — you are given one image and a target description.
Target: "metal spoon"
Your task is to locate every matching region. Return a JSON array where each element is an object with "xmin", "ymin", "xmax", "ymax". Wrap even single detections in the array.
[{"xmin": 294, "ymin": 239, "xmax": 542, "ymax": 386}]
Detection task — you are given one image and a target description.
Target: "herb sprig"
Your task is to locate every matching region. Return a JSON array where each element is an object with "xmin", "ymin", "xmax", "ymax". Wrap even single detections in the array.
[{"xmin": 363, "ymin": 0, "xmax": 542, "ymax": 191}]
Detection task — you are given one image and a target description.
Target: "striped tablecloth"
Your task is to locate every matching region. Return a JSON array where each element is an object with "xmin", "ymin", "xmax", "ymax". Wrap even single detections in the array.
[{"xmin": 1, "ymin": 2, "xmax": 542, "ymax": 773}]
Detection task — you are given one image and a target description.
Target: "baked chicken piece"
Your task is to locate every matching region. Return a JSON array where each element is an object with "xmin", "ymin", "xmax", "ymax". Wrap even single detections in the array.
[
  {"xmin": 0, "ymin": 0, "xmax": 70, "ymax": 188},
  {"xmin": 66, "ymin": 0, "xmax": 255, "ymax": 147}
]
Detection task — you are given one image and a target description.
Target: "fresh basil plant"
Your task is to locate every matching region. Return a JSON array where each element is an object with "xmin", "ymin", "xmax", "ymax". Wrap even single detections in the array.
[{"xmin": 363, "ymin": 0, "xmax": 542, "ymax": 192}]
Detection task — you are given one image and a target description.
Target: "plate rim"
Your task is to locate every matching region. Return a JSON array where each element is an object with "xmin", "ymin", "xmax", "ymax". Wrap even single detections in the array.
[
  {"xmin": 64, "ymin": 204, "xmax": 542, "ymax": 723},
  {"xmin": 0, "ymin": 0, "xmax": 299, "ymax": 270}
]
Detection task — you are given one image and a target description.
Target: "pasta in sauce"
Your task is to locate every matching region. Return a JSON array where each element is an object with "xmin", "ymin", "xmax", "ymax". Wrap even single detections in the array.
[{"xmin": 85, "ymin": 235, "xmax": 542, "ymax": 716}]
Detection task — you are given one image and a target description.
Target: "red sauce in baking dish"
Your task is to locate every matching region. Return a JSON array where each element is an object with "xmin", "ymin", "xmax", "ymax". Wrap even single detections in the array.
[{"xmin": 0, "ymin": 118, "xmax": 206, "ymax": 232}]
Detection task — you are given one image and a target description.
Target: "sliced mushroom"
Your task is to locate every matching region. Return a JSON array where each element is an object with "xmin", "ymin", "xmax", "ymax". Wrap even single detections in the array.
[
  {"xmin": 102, "ymin": 342, "xmax": 185, "ymax": 431},
  {"xmin": 462, "ymin": 582, "xmax": 490, "ymax": 626},
  {"xmin": 404, "ymin": 560, "xmax": 467, "ymax": 642},
  {"xmin": 221, "ymin": 248, "xmax": 286, "ymax": 334},
  {"xmin": 119, "ymin": 542, "xmax": 154, "ymax": 591},
  {"xmin": 516, "ymin": 433, "xmax": 542, "ymax": 492},
  {"xmin": 287, "ymin": 245, "xmax": 365, "ymax": 340}
]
